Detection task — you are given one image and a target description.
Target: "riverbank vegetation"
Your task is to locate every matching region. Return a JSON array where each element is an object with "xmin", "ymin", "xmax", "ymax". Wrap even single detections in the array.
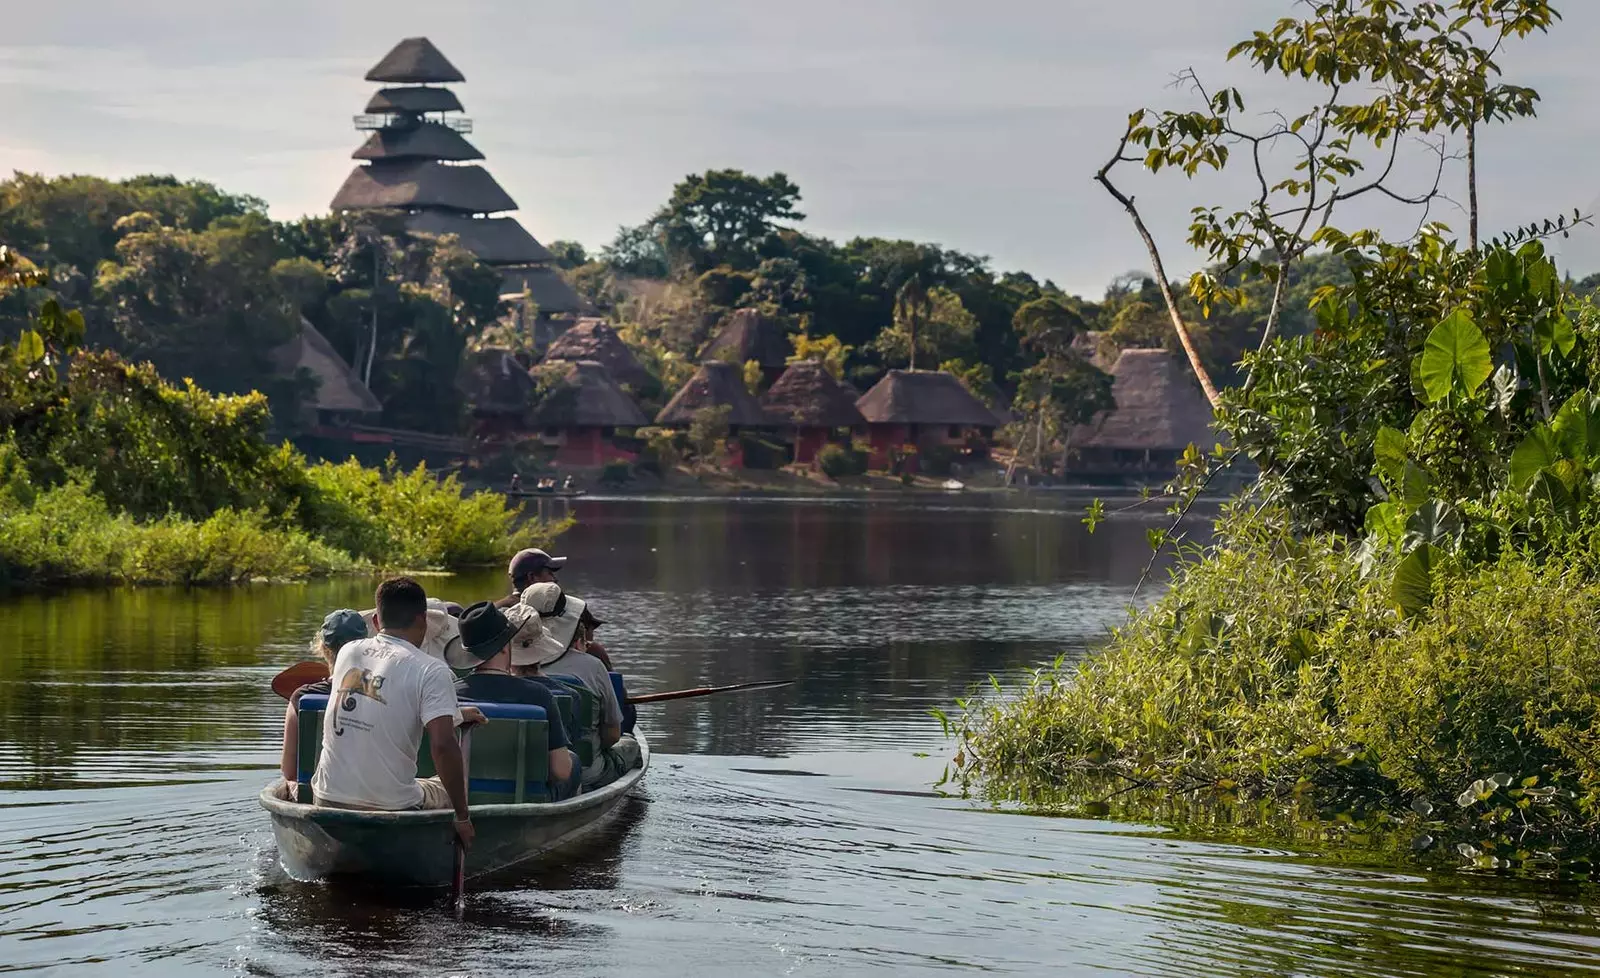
[
  {"xmin": 950, "ymin": 0, "xmax": 1600, "ymax": 872},
  {"xmin": 0, "ymin": 247, "xmax": 565, "ymax": 589}
]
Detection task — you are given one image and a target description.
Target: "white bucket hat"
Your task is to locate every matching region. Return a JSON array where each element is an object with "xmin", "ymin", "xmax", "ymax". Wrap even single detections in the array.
[
  {"xmin": 514, "ymin": 583, "xmax": 585, "ymax": 667},
  {"xmin": 361, "ymin": 607, "xmax": 466, "ymax": 669}
]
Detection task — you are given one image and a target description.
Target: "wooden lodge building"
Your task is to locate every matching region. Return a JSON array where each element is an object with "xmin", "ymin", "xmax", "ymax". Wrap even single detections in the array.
[
  {"xmin": 542, "ymin": 319, "xmax": 654, "ymax": 393},
  {"xmin": 699, "ymin": 309, "xmax": 794, "ymax": 386},
  {"xmin": 530, "ymin": 360, "xmax": 648, "ymax": 466},
  {"xmin": 854, "ymin": 369, "xmax": 997, "ymax": 471},
  {"xmin": 273, "ymin": 318, "xmax": 383, "ymax": 427},
  {"xmin": 330, "ymin": 37, "xmax": 583, "ymax": 330},
  {"xmin": 759, "ymin": 360, "xmax": 864, "ymax": 464},
  {"xmin": 458, "ymin": 347, "xmax": 538, "ymax": 437},
  {"xmin": 1068, "ymin": 348, "xmax": 1218, "ymax": 479},
  {"xmin": 656, "ymin": 361, "xmax": 774, "ymax": 468}
]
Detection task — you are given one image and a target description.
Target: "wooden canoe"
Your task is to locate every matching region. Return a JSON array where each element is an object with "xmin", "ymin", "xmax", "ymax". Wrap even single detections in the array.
[{"xmin": 258, "ymin": 731, "xmax": 649, "ymax": 887}]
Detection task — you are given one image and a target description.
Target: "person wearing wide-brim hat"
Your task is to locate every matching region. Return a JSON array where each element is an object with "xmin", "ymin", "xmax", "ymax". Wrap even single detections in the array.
[
  {"xmin": 517, "ymin": 584, "xmax": 640, "ymax": 788},
  {"xmin": 452, "ymin": 602, "xmax": 579, "ymax": 797}
]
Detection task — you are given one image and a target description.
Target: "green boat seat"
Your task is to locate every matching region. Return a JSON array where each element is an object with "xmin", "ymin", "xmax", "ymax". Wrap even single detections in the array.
[{"xmin": 296, "ymin": 694, "xmax": 554, "ymax": 805}]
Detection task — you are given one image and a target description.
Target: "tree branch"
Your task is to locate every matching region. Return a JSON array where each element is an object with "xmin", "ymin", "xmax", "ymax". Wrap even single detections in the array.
[{"xmin": 1095, "ymin": 131, "xmax": 1222, "ymax": 409}]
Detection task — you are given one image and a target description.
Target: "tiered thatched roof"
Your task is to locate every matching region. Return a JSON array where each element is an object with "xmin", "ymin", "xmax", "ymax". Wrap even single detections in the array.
[
  {"xmin": 365, "ymin": 86, "xmax": 463, "ymax": 114},
  {"xmin": 498, "ymin": 265, "xmax": 584, "ymax": 314},
  {"xmin": 406, "ymin": 213, "xmax": 552, "ymax": 265},
  {"xmin": 760, "ymin": 360, "xmax": 864, "ymax": 428},
  {"xmin": 366, "ymin": 37, "xmax": 464, "ymax": 84},
  {"xmin": 353, "ymin": 122, "xmax": 483, "ymax": 162},
  {"xmin": 699, "ymin": 309, "xmax": 792, "ymax": 368},
  {"xmin": 274, "ymin": 318, "xmax": 382, "ymax": 415},
  {"xmin": 330, "ymin": 160, "xmax": 516, "ymax": 214},
  {"xmin": 1072, "ymin": 348, "xmax": 1216, "ymax": 452},
  {"xmin": 458, "ymin": 347, "xmax": 535, "ymax": 417},
  {"xmin": 530, "ymin": 360, "xmax": 648, "ymax": 428},
  {"xmin": 655, "ymin": 361, "xmax": 773, "ymax": 427},
  {"xmin": 855, "ymin": 369, "xmax": 996, "ymax": 427},
  {"xmin": 542, "ymin": 319, "xmax": 650, "ymax": 389}
]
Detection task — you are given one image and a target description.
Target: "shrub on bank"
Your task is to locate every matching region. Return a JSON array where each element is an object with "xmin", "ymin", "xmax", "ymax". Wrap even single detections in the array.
[
  {"xmin": 0, "ymin": 481, "xmax": 355, "ymax": 587},
  {"xmin": 816, "ymin": 443, "xmax": 867, "ymax": 478},
  {"xmin": 954, "ymin": 505, "xmax": 1600, "ymax": 866},
  {"xmin": 299, "ymin": 458, "xmax": 572, "ymax": 570}
]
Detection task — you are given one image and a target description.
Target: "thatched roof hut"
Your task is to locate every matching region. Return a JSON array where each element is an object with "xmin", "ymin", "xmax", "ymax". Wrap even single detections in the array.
[
  {"xmin": 855, "ymin": 369, "xmax": 996, "ymax": 427},
  {"xmin": 366, "ymin": 37, "xmax": 465, "ymax": 84},
  {"xmin": 542, "ymin": 319, "xmax": 651, "ymax": 389},
  {"xmin": 1072, "ymin": 348, "xmax": 1216, "ymax": 452},
  {"xmin": 498, "ymin": 265, "xmax": 584, "ymax": 315},
  {"xmin": 406, "ymin": 213, "xmax": 552, "ymax": 265},
  {"xmin": 365, "ymin": 86, "xmax": 463, "ymax": 114},
  {"xmin": 273, "ymin": 318, "xmax": 382, "ymax": 415},
  {"xmin": 530, "ymin": 361, "xmax": 647, "ymax": 428},
  {"xmin": 353, "ymin": 122, "xmax": 483, "ymax": 162},
  {"xmin": 760, "ymin": 360, "xmax": 864, "ymax": 428},
  {"xmin": 329, "ymin": 160, "xmax": 516, "ymax": 214},
  {"xmin": 656, "ymin": 361, "xmax": 773, "ymax": 427},
  {"xmin": 699, "ymin": 309, "xmax": 792, "ymax": 370},
  {"xmin": 458, "ymin": 347, "xmax": 535, "ymax": 417}
]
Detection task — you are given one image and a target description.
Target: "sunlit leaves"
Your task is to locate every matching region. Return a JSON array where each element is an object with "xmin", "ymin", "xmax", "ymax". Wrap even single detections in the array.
[{"xmin": 1418, "ymin": 308, "xmax": 1492, "ymax": 403}]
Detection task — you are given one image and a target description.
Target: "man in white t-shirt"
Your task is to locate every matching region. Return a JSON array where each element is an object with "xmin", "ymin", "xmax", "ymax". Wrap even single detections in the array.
[{"xmin": 311, "ymin": 577, "xmax": 475, "ymax": 850}]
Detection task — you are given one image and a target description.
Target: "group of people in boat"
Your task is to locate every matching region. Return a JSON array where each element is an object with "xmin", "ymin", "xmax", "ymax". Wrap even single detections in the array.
[{"xmin": 276, "ymin": 548, "xmax": 639, "ymax": 852}]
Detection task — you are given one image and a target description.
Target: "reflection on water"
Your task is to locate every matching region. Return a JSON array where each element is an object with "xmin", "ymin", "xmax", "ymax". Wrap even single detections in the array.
[{"xmin": 1, "ymin": 495, "xmax": 1598, "ymax": 976}]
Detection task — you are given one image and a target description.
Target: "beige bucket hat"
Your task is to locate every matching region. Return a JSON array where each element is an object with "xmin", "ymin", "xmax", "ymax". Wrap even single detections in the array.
[{"xmin": 514, "ymin": 582, "xmax": 586, "ymax": 667}]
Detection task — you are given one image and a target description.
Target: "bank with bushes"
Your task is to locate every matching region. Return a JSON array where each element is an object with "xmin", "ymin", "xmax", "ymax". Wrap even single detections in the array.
[
  {"xmin": 954, "ymin": 231, "xmax": 1600, "ymax": 869},
  {"xmin": 0, "ymin": 266, "xmax": 566, "ymax": 589}
]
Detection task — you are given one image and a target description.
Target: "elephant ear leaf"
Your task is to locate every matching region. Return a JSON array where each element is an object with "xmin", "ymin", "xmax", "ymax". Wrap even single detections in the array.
[
  {"xmin": 1551, "ymin": 392, "xmax": 1600, "ymax": 462},
  {"xmin": 1419, "ymin": 308, "xmax": 1493, "ymax": 403},
  {"xmin": 1529, "ymin": 469, "xmax": 1577, "ymax": 525},
  {"xmin": 1392, "ymin": 544, "xmax": 1444, "ymax": 619},
  {"xmin": 1403, "ymin": 500, "xmax": 1460, "ymax": 551},
  {"xmin": 1373, "ymin": 427, "xmax": 1408, "ymax": 491},
  {"xmin": 1509, "ymin": 427, "xmax": 1558, "ymax": 491}
]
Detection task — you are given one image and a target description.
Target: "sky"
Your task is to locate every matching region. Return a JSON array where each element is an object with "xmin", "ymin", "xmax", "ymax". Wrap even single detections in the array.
[{"xmin": 3, "ymin": 0, "xmax": 1599, "ymax": 295}]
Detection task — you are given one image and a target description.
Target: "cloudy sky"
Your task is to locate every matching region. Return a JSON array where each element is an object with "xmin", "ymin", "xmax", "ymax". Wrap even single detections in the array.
[{"xmin": 3, "ymin": 0, "xmax": 1598, "ymax": 294}]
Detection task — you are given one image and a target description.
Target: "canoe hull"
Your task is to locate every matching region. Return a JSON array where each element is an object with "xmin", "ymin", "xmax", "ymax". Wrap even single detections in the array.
[{"xmin": 260, "ymin": 731, "xmax": 648, "ymax": 888}]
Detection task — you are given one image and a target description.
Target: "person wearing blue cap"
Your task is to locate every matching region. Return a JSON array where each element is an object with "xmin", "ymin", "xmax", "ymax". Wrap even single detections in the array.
[{"xmin": 277, "ymin": 608, "xmax": 370, "ymax": 785}]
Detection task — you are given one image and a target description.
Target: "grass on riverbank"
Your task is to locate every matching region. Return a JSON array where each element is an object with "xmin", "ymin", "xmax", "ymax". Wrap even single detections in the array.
[
  {"xmin": 952, "ymin": 505, "xmax": 1600, "ymax": 872},
  {"xmin": 0, "ymin": 457, "xmax": 571, "ymax": 590}
]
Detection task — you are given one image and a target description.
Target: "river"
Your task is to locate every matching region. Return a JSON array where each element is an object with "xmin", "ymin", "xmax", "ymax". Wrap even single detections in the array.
[{"xmin": 1, "ymin": 495, "xmax": 1597, "ymax": 976}]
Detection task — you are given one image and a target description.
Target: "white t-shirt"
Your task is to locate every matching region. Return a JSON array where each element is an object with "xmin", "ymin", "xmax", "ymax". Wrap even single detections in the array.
[{"xmin": 310, "ymin": 632, "xmax": 462, "ymax": 810}]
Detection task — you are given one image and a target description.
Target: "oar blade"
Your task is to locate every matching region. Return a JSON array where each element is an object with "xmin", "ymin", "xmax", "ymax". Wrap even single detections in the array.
[{"xmin": 270, "ymin": 660, "xmax": 331, "ymax": 700}]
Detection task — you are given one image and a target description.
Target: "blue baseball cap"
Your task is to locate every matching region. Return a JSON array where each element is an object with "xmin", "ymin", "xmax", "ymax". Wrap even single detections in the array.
[{"xmin": 320, "ymin": 609, "xmax": 369, "ymax": 651}]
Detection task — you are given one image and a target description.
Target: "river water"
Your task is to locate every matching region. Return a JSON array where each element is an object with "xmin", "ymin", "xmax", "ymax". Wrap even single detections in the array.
[{"xmin": 1, "ymin": 495, "xmax": 1598, "ymax": 977}]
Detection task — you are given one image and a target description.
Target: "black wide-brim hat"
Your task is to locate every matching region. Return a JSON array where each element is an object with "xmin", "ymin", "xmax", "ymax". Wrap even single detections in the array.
[{"xmin": 458, "ymin": 600, "xmax": 521, "ymax": 662}]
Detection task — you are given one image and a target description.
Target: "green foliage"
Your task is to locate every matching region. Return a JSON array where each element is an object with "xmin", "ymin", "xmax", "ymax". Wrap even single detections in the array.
[
  {"xmin": 789, "ymin": 333, "xmax": 852, "ymax": 378},
  {"xmin": 873, "ymin": 285, "xmax": 978, "ymax": 368},
  {"xmin": 687, "ymin": 405, "xmax": 732, "ymax": 463},
  {"xmin": 815, "ymin": 442, "xmax": 867, "ymax": 479},
  {"xmin": 653, "ymin": 169, "xmax": 804, "ymax": 272},
  {"xmin": 598, "ymin": 459, "xmax": 632, "ymax": 486},
  {"xmin": 0, "ymin": 480, "xmax": 354, "ymax": 588},
  {"xmin": 1418, "ymin": 309, "xmax": 1493, "ymax": 403},
  {"xmin": 954, "ymin": 508, "xmax": 1600, "ymax": 866},
  {"xmin": 298, "ymin": 458, "xmax": 568, "ymax": 570}
]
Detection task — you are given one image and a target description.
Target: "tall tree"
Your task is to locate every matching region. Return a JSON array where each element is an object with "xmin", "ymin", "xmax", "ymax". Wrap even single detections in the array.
[{"xmin": 655, "ymin": 169, "xmax": 804, "ymax": 272}]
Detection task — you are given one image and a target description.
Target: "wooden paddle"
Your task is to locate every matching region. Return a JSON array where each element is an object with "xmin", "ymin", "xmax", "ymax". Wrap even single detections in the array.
[
  {"xmin": 625, "ymin": 679, "xmax": 793, "ymax": 704},
  {"xmin": 270, "ymin": 661, "xmax": 791, "ymax": 705},
  {"xmin": 271, "ymin": 660, "xmax": 330, "ymax": 700},
  {"xmin": 451, "ymin": 726, "xmax": 473, "ymax": 918}
]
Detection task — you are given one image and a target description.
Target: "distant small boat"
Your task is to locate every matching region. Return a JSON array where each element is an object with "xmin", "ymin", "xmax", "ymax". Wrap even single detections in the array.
[
  {"xmin": 509, "ymin": 488, "xmax": 586, "ymax": 499},
  {"xmin": 942, "ymin": 479, "xmax": 965, "ymax": 491}
]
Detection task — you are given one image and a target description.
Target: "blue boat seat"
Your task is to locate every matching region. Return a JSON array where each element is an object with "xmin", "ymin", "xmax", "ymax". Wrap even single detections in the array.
[{"xmin": 295, "ymin": 694, "xmax": 554, "ymax": 805}]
